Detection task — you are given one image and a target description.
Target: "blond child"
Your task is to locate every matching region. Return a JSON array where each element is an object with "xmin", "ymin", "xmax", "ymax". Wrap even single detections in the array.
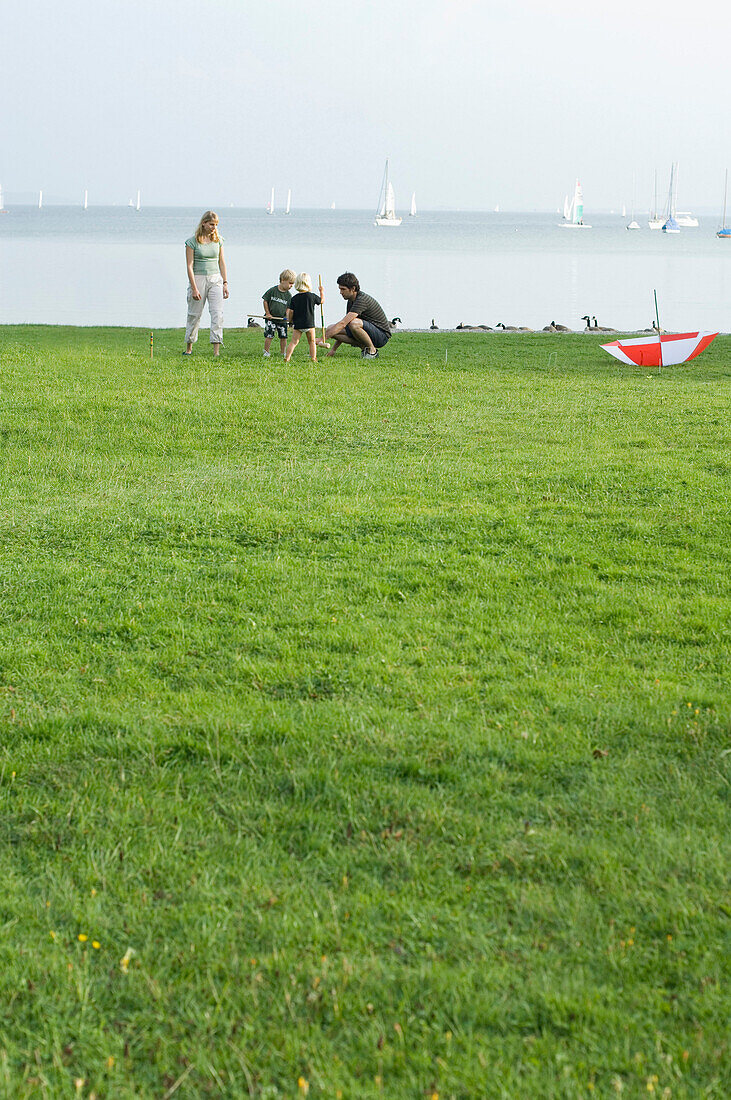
[
  {"xmin": 284, "ymin": 273, "xmax": 324, "ymax": 362},
  {"xmin": 262, "ymin": 269, "xmax": 295, "ymax": 357}
]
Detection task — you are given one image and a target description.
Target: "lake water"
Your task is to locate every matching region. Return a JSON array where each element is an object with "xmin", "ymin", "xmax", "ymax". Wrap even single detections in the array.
[{"xmin": 1, "ymin": 206, "xmax": 729, "ymax": 332}]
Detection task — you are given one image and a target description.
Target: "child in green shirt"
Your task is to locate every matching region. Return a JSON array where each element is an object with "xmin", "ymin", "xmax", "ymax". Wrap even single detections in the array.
[{"xmin": 262, "ymin": 269, "xmax": 295, "ymax": 357}]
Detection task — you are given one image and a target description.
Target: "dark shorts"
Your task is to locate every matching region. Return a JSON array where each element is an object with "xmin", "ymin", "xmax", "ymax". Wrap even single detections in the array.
[
  {"xmin": 264, "ymin": 318, "xmax": 288, "ymax": 340},
  {"xmin": 345, "ymin": 319, "xmax": 391, "ymax": 348}
]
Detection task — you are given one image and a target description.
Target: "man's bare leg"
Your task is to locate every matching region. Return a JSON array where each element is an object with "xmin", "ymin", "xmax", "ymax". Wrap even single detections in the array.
[
  {"xmin": 325, "ymin": 319, "xmax": 375, "ymax": 357},
  {"xmin": 343, "ymin": 318, "xmax": 375, "ymax": 353}
]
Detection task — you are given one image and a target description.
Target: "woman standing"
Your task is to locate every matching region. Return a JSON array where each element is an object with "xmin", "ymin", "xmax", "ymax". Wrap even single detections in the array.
[{"xmin": 184, "ymin": 211, "xmax": 229, "ymax": 356}]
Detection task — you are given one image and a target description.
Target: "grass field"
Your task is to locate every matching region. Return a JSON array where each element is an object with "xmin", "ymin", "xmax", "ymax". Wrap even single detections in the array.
[{"xmin": 0, "ymin": 325, "xmax": 728, "ymax": 1099}]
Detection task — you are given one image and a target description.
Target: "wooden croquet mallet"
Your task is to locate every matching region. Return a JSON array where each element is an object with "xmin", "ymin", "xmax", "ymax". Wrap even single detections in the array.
[{"xmin": 317, "ymin": 274, "xmax": 330, "ymax": 348}]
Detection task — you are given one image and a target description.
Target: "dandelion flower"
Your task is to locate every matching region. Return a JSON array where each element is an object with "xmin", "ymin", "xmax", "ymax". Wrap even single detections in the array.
[
  {"xmin": 92, "ymin": 941, "xmax": 101, "ymax": 950},
  {"xmin": 78, "ymin": 934, "xmax": 88, "ymax": 943},
  {"xmin": 298, "ymin": 1078, "xmax": 309, "ymax": 1095}
]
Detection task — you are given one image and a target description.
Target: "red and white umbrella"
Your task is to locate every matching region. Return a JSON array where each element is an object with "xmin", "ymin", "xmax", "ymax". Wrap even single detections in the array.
[{"xmin": 601, "ymin": 331, "xmax": 718, "ymax": 367}]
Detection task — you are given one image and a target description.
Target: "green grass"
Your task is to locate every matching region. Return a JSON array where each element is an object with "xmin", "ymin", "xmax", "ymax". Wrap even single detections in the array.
[{"xmin": 0, "ymin": 325, "xmax": 729, "ymax": 1099}]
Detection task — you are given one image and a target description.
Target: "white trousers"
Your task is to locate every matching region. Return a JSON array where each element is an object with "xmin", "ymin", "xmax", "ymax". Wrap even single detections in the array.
[{"xmin": 185, "ymin": 273, "xmax": 224, "ymax": 344}]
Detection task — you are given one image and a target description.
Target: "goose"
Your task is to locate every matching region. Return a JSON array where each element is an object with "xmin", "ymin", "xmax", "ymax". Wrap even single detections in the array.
[
  {"xmin": 582, "ymin": 315, "xmax": 616, "ymax": 333},
  {"xmin": 497, "ymin": 323, "xmax": 533, "ymax": 332},
  {"xmin": 550, "ymin": 320, "xmax": 571, "ymax": 332},
  {"xmin": 430, "ymin": 319, "xmax": 439, "ymax": 330},
  {"xmin": 390, "ymin": 317, "xmax": 402, "ymax": 328},
  {"xmin": 592, "ymin": 316, "xmax": 617, "ymax": 333}
]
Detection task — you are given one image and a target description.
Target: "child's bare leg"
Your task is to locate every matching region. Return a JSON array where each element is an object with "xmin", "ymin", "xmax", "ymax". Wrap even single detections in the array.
[
  {"xmin": 284, "ymin": 330, "xmax": 302, "ymax": 362},
  {"xmin": 306, "ymin": 329, "xmax": 317, "ymax": 362},
  {"xmin": 279, "ymin": 336, "xmax": 287, "ymax": 355},
  {"xmin": 264, "ymin": 335, "xmax": 273, "ymax": 353}
]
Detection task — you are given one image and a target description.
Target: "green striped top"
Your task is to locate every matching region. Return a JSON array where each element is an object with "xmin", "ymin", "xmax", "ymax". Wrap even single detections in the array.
[{"xmin": 185, "ymin": 236, "xmax": 224, "ymax": 275}]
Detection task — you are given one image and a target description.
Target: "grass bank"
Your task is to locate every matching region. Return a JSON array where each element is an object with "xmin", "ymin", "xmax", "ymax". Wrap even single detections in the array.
[{"xmin": 0, "ymin": 326, "xmax": 729, "ymax": 1098}]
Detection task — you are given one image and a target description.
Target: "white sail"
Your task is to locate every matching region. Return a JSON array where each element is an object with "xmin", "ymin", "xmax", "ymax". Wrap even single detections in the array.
[
  {"xmin": 662, "ymin": 164, "xmax": 680, "ymax": 232},
  {"xmin": 410, "ymin": 191, "xmax": 417, "ymax": 217},
  {"xmin": 574, "ymin": 180, "xmax": 584, "ymax": 223},
  {"xmin": 285, "ymin": 188, "xmax": 291, "ymax": 215},
  {"xmin": 38, "ymin": 190, "xmax": 43, "ymax": 209},
  {"xmin": 560, "ymin": 179, "xmax": 591, "ymax": 228},
  {"xmin": 136, "ymin": 190, "xmax": 141, "ymax": 211},
  {"xmin": 267, "ymin": 187, "xmax": 275, "ymax": 214},
  {"xmin": 83, "ymin": 189, "xmax": 88, "ymax": 210},
  {"xmin": 374, "ymin": 160, "xmax": 402, "ymax": 226},
  {"xmin": 563, "ymin": 194, "xmax": 571, "ymax": 220},
  {"xmin": 0, "ymin": 183, "xmax": 5, "ymax": 211}
]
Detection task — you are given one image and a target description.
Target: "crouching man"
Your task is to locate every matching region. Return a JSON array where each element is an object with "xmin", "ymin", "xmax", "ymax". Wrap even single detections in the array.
[{"xmin": 325, "ymin": 272, "xmax": 392, "ymax": 359}]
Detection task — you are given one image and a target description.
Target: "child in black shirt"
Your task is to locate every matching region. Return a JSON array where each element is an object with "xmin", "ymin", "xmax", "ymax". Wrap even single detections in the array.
[{"xmin": 285, "ymin": 273, "xmax": 324, "ymax": 362}]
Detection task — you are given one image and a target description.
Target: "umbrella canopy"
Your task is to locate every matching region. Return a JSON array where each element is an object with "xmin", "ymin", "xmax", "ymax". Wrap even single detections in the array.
[{"xmin": 601, "ymin": 331, "xmax": 718, "ymax": 367}]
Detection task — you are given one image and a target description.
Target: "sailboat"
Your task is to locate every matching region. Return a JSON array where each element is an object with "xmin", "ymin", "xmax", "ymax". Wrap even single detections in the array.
[
  {"xmin": 266, "ymin": 187, "xmax": 275, "ymax": 215},
  {"xmin": 83, "ymin": 189, "xmax": 88, "ymax": 210},
  {"xmin": 662, "ymin": 164, "xmax": 680, "ymax": 233},
  {"xmin": 717, "ymin": 170, "xmax": 730, "ymax": 239},
  {"xmin": 135, "ymin": 190, "xmax": 141, "ymax": 211},
  {"xmin": 409, "ymin": 192, "xmax": 417, "ymax": 217},
  {"xmin": 284, "ymin": 188, "xmax": 291, "ymax": 215},
  {"xmin": 0, "ymin": 184, "xmax": 6, "ymax": 212},
  {"xmin": 560, "ymin": 179, "xmax": 591, "ymax": 228},
  {"xmin": 38, "ymin": 190, "xmax": 43, "ymax": 210},
  {"xmin": 374, "ymin": 160, "xmax": 401, "ymax": 227},
  {"xmin": 648, "ymin": 170, "xmax": 663, "ymax": 229}
]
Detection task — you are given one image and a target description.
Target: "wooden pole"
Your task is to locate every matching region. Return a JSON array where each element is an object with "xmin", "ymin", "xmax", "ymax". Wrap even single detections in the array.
[
  {"xmin": 653, "ymin": 290, "xmax": 662, "ymax": 373},
  {"xmin": 318, "ymin": 274, "xmax": 330, "ymax": 348}
]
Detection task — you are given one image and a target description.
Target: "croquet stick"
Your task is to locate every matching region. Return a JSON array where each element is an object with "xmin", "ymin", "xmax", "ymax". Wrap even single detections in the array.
[{"xmin": 317, "ymin": 275, "xmax": 330, "ymax": 348}]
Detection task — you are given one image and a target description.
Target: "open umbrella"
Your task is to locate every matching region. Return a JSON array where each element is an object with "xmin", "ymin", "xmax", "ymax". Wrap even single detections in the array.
[{"xmin": 601, "ymin": 331, "xmax": 718, "ymax": 367}]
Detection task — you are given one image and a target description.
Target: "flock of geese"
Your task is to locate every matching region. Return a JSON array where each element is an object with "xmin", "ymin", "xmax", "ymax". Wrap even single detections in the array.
[{"xmin": 409, "ymin": 316, "xmax": 663, "ymax": 334}]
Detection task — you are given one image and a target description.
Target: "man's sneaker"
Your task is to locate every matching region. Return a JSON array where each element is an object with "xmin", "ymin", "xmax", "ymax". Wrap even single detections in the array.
[
  {"xmin": 361, "ymin": 348, "xmax": 379, "ymax": 359},
  {"xmin": 263, "ymin": 350, "xmax": 271, "ymax": 358}
]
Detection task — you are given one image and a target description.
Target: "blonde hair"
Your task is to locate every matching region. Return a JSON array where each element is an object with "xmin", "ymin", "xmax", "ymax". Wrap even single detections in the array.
[
  {"xmin": 194, "ymin": 210, "xmax": 220, "ymax": 243},
  {"xmin": 280, "ymin": 269, "xmax": 295, "ymax": 283},
  {"xmin": 294, "ymin": 272, "xmax": 312, "ymax": 292}
]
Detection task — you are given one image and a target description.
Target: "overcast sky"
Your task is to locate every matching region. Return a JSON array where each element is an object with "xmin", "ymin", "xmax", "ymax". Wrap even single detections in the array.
[{"xmin": 3, "ymin": 0, "xmax": 729, "ymax": 211}]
